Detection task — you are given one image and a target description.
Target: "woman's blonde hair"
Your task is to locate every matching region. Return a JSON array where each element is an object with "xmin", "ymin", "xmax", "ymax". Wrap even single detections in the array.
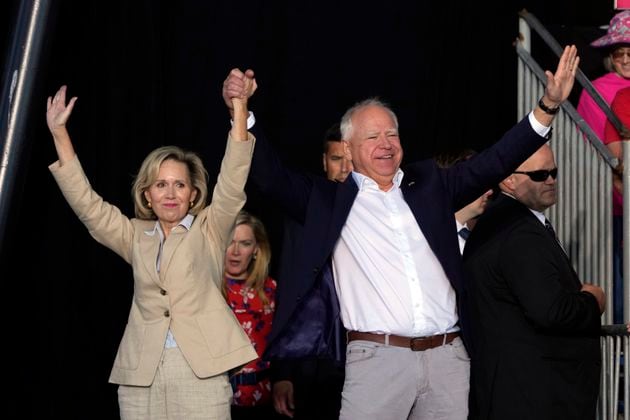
[
  {"xmin": 225, "ymin": 210, "xmax": 272, "ymax": 304},
  {"xmin": 131, "ymin": 145, "xmax": 208, "ymax": 219}
]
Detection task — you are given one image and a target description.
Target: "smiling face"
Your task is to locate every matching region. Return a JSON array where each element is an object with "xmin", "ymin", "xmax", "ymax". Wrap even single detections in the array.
[
  {"xmin": 345, "ymin": 105, "xmax": 403, "ymax": 190},
  {"xmin": 224, "ymin": 224, "xmax": 259, "ymax": 280},
  {"xmin": 611, "ymin": 45, "xmax": 630, "ymax": 79},
  {"xmin": 143, "ymin": 159, "xmax": 197, "ymax": 235},
  {"xmin": 501, "ymin": 144, "xmax": 557, "ymax": 212}
]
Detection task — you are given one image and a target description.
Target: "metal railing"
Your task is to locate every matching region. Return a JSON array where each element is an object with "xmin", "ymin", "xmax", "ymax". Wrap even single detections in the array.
[
  {"xmin": 602, "ymin": 325, "xmax": 630, "ymax": 420},
  {"xmin": 517, "ymin": 10, "xmax": 629, "ymax": 420}
]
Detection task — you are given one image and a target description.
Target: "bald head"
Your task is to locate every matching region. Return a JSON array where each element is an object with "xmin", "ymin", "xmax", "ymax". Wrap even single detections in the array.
[{"xmin": 500, "ymin": 144, "xmax": 557, "ymax": 212}]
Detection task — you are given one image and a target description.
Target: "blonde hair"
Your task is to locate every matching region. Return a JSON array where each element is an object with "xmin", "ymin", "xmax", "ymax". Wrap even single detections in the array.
[
  {"xmin": 224, "ymin": 210, "xmax": 272, "ymax": 304},
  {"xmin": 131, "ymin": 145, "xmax": 208, "ymax": 219}
]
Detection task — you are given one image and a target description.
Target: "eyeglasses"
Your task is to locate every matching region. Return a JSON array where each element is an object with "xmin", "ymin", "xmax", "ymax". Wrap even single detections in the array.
[
  {"xmin": 513, "ymin": 167, "xmax": 558, "ymax": 182},
  {"xmin": 611, "ymin": 49, "xmax": 630, "ymax": 61}
]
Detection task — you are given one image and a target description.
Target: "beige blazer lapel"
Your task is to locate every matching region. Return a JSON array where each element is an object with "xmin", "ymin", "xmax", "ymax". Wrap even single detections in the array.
[
  {"xmin": 139, "ymin": 228, "xmax": 162, "ymax": 286},
  {"xmin": 158, "ymin": 228, "xmax": 187, "ymax": 283}
]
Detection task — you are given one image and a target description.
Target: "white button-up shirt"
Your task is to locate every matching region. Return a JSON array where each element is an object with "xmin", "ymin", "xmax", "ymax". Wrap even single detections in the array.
[
  {"xmin": 332, "ymin": 111, "xmax": 551, "ymax": 337},
  {"xmin": 333, "ymin": 170, "xmax": 458, "ymax": 337}
]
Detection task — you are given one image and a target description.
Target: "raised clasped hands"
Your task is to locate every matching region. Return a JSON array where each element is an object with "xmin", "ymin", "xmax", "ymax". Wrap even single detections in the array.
[{"xmin": 222, "ymin": 68, "xmax": 257, "ymax": 114}]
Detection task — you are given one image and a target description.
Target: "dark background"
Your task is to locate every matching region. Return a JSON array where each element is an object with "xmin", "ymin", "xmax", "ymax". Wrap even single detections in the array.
[{"xmin": 0, "ymin": 0, "xmax": 618, "ymax": 417}]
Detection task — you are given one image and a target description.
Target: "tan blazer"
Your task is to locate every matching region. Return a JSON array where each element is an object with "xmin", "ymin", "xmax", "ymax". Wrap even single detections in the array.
[{"xmin": 49, "ymin": 135, "xmax": 258, "ymax": 386}]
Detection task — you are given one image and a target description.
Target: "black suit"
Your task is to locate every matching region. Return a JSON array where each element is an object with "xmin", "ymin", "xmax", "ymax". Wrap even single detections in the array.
[{"xmin": 463, "ymin": 194, "xmax": 601, "ymax": 420}]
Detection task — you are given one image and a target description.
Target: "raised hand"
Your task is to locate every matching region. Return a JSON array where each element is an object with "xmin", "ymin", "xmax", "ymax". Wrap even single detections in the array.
[
  {"xmin": 224, "ymin": 69, "xmax": 257, "ymax": 141},
  {"xmin": 222, "ymin": 68, "xmax": 257, "ymax": 114},
  {"xmin": 46, "ymin": 85, "xmax": 77, "ymax": 135},
  {"xmin": 543, "ymin": 45, "xmax": 579, "ymax": 106},
  {"xmin": 46, "ymin": 85, "xmax": 78, "ymax": 165}
]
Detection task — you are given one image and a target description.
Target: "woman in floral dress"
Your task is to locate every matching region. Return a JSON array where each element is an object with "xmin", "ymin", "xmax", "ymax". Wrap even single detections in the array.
[{"xmin": 224, "ymin": 210, "xmax": 280, "ymax": 419}]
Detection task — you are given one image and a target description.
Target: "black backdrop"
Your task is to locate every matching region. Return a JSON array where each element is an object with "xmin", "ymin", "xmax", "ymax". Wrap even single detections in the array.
[{"xmin": 0, "ymin": 0, "xmax": 615, "ymax": 417}]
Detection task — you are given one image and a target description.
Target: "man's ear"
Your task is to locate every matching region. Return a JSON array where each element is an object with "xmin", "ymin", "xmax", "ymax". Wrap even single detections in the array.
[
  {"xmin": 342, "ymin": 140, "xmax": 352, "ymax": 161},
  {"xmin": 322, "ymin": 153, "xmax": 328, "ymax": 173}
]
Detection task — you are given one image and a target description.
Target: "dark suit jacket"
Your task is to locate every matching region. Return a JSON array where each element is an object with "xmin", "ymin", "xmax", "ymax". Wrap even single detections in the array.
[
  {"xmin": 462, "ymin": 194, "xmax": 601, "ymax": 420},
  {"xmin": 250, "ymin": 116, "xmax": 550, "ymax": 362}
]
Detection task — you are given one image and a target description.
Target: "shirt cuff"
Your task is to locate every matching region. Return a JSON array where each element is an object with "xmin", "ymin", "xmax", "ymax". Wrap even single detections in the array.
[
  {"xmin": 528, "ymin": 111, "xmax": 551, "ymax": 138},
  {"xmin": 230, "ymin": 111, "xmax": 256, "ymax": 130}
]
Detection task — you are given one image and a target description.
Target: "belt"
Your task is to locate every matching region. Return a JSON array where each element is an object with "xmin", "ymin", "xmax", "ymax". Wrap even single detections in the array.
[
  {"xmin": 229, "ymin": 368, "xmax": 271, "ymax": 388},
  {"xmin": 347, "ymin": 331, "xmax": 460, "ymax": 351}
]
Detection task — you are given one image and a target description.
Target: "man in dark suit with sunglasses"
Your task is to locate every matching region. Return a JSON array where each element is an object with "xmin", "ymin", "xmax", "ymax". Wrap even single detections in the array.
[{"xmin": 463, "ymin": 143, "xmax": 605, "ymax": 420}]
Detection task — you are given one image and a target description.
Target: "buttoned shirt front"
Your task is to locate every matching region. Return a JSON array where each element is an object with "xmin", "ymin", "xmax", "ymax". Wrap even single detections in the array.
[{"xmin": 333, "ymin": 169, "xmax": 459, "ymax": 337}]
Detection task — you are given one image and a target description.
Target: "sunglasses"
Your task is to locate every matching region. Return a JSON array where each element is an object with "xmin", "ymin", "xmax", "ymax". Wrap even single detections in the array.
[
  {"xmin": 611, "ymin": 49, "xmax": 630, "ymax": 60},
  {"xmin": 513, "ymin": 167, "xmax": 558, "ymax": 182}
]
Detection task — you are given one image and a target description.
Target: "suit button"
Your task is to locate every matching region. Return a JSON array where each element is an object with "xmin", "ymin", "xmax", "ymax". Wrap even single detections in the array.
[
  {"xmin": 312, "ymin": 267, "xmax": 319, "ymax": 274},
  {"xmin": 160, "ymin": 289, "xmax": 167, "ymax": 296},
  {"xmin": 164, "ymin": 310, "xmax": 170, "ymax": 317}
]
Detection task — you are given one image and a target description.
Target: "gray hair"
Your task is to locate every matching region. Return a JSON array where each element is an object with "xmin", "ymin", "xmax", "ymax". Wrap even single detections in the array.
[{"xmin": 339, "ymin": 98, "xmax": 399, "ymax": 140}]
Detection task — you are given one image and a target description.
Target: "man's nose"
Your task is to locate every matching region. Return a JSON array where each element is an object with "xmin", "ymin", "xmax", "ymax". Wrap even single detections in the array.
[{"xmin": 378, "ymin": 135, "xmax": 392, "ymax": 148}]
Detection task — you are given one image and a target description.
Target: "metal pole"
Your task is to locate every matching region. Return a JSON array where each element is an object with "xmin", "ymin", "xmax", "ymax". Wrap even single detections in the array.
[{"xmin": 0, "ymin": 0, "xmax": 52, "ymax": 258}]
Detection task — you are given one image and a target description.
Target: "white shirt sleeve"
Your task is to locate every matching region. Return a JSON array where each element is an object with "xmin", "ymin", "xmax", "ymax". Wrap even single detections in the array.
[
  {"xmin": 528, "ymin": 111, "xmax": 551, "ymax": 138},
  {"xmin": 230, "ymin": 111, "xmax": 256, "ymax": 129}
]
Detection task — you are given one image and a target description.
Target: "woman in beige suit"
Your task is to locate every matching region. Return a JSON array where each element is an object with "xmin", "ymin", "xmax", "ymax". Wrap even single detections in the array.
[{"xmin": 45, "ymin": 77, "xmax": 258, "ymax": 419}]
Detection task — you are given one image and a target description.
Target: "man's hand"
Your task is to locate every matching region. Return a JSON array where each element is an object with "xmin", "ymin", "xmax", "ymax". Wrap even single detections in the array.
[
  {"xmin": 272, "ymin": 380, "xmax": 295, "ymax": 418},
  {"xmin": 222, "ymin": 68, "xmax": 256, "ymax": 116},
  {"xmin": 542, "ymin": 45, "xmax": 579, "ymax": 108},
  {"xmin": 581, "ymin": 283, "xmax": 606, "ymax": 314}
]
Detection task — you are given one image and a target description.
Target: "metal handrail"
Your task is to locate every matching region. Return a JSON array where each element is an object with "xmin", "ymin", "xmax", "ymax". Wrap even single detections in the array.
[
  {"xmin": 515, "ymin": 42, "xmax": 618, "ymax": 169},
  {"xmin": 517, "ymin": 10, "xmax": 629, "ymax": 419},
  {"xmin": 601, "ymin": 324, "xmax": 630, "ymax": 336}
]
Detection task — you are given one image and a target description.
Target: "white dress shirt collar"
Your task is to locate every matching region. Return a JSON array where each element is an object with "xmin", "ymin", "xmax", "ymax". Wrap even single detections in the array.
[{"xmin": 351, "ymin": 168, "xmax": 405, "ymax": 191}]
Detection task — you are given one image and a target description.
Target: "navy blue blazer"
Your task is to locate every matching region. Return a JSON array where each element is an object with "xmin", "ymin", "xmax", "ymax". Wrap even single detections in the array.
[{"xmin": 250, "ymin": 116, "xmax": 550, "ymax": 362}]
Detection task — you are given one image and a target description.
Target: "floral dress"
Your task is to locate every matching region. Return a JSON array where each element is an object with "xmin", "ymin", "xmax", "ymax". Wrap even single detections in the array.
[{"xmin": 225, "ymin": 276, "xmax": 276, "ymax": 406}]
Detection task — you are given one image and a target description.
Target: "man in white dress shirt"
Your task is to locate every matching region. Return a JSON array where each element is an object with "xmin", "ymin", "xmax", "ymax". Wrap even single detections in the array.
[{"xmin": 222, "ymin": 45, "xmax": 579, "ymax": 419}]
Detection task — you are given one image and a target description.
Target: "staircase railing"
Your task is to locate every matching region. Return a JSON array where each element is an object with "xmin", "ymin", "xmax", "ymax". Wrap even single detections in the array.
[{"xmin": 516, "ymin": 9, "xmax": 629, "ymax": 420}]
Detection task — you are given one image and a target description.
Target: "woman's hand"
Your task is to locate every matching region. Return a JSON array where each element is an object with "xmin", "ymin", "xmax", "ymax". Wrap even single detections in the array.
[
  {"xmin": 46, "ymin": 85, "xmax": 77, "ymax": 135},
  {"xmin": 46, "ymin": 85, "xmax": 78, "ymax": 165}
]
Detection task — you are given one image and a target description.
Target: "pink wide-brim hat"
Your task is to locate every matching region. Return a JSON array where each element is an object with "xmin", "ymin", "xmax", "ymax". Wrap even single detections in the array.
[{"xmin": 591, "ymin": 10, "xmax": 630, "ymax": 48}]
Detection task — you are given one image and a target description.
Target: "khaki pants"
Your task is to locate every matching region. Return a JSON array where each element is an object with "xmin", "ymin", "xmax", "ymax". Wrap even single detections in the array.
[
  {"xmin": 118, "ymin": 347, "xmax": 232, "ymax": 420},
  {"xmin": 339, "ymin": 337, "xmax": 470, "ymax": 420}
]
